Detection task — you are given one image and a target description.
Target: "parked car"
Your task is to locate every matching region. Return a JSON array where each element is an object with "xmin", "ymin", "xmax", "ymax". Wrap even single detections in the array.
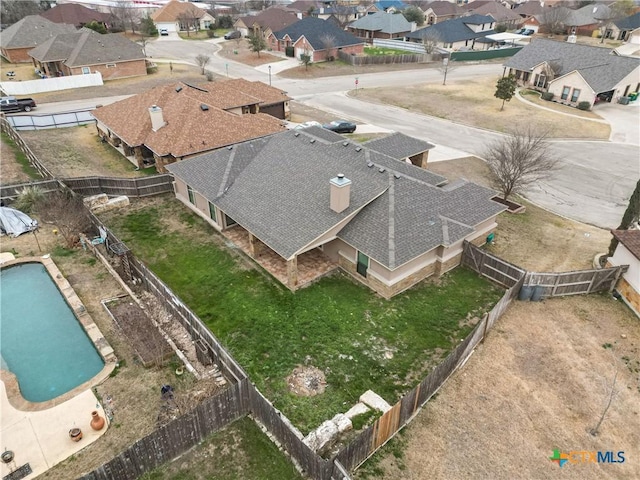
[
  {"xmin": 224, "ymin": 30, "xmax": 241, "ymax": 40},
  {"xmin": 294, "ymin": 121, "xmax": 322, "ymax": 130},
  {"xmin": 523, "ymin": 29, "xmax": 535, "ymax": 36},
  {"xmin": 322, "ymin": 120, "xmax": 356, "ymax": 134},
  {"xmin": 0, "ymin": 96, "xmax": 36, "ymax": 113},
  {"xmin": 159, "ymin": 28, "xmax": 169, "ymax": 36}
]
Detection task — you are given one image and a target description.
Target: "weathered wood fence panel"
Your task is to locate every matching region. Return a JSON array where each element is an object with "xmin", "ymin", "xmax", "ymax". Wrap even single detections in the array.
[
  {"xmin": 337, "ymin": 50, "xmax": 426, "ymax": 66},
  {"xmin": 80, "ymin": 379, "xmax": 250, "ymax": 480},
  {"xmin": 0, "ymin": 179, "xmax": 62, "ymax": 201},
  {"xmin": 461, "ymin": 241, "xmax": 526, "ymax": 288},
  {"xmin": 64, "ymin": 175, "xmax": 174, "ymax": 197}
]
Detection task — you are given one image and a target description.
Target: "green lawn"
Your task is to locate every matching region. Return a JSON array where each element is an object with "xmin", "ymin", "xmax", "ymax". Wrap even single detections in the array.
[
  {"xmin": 364, "ymin": 46, "xmax": 413, "ymax": 56},
  {"xmin": 139, "ymin": 417, "xmax": 303, "ymax": 480},
  {"xmin": 103, "ymin": 196, "xmax": 502, "ymax": 433}
]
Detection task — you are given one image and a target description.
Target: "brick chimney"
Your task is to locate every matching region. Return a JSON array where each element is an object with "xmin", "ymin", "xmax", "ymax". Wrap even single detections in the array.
[
  {"xmin": 330, "ymin": 174, "xmax": 351, "ymax": 213},
  {"xmin": 148, "ymin": 105, "xmax": 165, "ymax": 132}
]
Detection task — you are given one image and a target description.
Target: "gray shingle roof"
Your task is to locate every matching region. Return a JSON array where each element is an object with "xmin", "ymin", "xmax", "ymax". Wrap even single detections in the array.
[
  {"xmin": 363, "ymin": 132, "xmax": 435, "ymax": 161},
  {"xmin": 566, "ymin": 3, "xmax": 610, "ymax": 26},
  {"xmin": 504, "ymin": 38, "xmax": 640, "ymax": 93},
  {"xmin": 0, "ymin": 15, "xmax": 76, "ymax": 49},
  {"xmin": 407, "ymin": 14, "xmax": 495, "ymax": 43},
  {"xmin": 28, "ymin": 28, "xmax": 144, "ymax": 66},
  {"xmin": 348, "ymin": 11, "xmax": 414, "ymax": 34},
  {"xmin": 615, "ymin": 12, "xmax": 640, "ymax": 30},
  {"xmin": 272, "ymin": 17, "xmax": 363, "ymax": 50},
  {"xmin": 167, "ymin": 129, "xmax": 504, "ymax": 268}
]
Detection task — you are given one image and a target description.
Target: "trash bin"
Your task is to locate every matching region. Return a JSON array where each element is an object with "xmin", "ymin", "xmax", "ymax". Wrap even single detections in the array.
[
  {"xmin": 629, "ymin": 92, "xmax": 639, "ymax": 101},
  {"xmin": 531, "ymin": 285, "xmax": 544, "ymax": 302},
  {"xmin": 518, "ymin": 285, "xmax": 534, "ymax": 301},
  {"xmin": 618, "ymin": 96, "xmax": 630, "ymax": 105}
]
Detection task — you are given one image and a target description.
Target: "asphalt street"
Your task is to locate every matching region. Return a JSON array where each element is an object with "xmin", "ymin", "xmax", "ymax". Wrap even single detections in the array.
[{"xmin": 41, "ymin": 37, "xmax": 640, "ymax": 229}]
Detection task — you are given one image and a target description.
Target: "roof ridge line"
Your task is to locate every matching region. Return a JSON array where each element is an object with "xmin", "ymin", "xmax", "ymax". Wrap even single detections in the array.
[
  {"xmin": 217, "ymin": 147, "xmax": 238, "ymax": 198},
  {"xmin": 388, "ymin": 172, "xmax": 396, "ymax": 269}
]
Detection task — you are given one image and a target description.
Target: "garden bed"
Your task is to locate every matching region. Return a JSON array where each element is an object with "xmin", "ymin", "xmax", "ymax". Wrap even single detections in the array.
[{"xmin": 491, "ymin": 195, "xmax": 526, "ymax": 213}]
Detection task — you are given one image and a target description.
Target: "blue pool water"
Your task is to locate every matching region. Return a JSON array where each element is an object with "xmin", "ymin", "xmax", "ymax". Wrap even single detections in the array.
[{"xmin": 0, "ymin": 262, "xmax": 104, "ymax": 402}]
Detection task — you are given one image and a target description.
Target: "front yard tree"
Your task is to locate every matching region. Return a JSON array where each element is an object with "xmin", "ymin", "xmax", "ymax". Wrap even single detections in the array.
[
  {"xmin": 403, "ymin": 6, "xmax": 425, "ymax": 26},
  {"xmin": 319, "ymin": 34, "xmax": 337, "ymax": 61},
  {"xmin": 85, "ymin": 21, "xmax": 107, "ymax": 34},
  {"xmin": 484, "ymin": 127, "xmax": 559, "ymax": 202},
  {"xmin": 300, "ymin": 51, "xmax": 312, "ymax": 70},
  {"xmin": 542, "ymin": 6, "xmax": 570, "ymax": 35},
  {"xmin": 140, "ymin": 15, "xmax": 158, "ymax": 37},
  {"xmin": 195, "ymin": 54, "xmax": 211, "ymax": 74},
  {"xmin": 248, "ymin": 34, "xmax": 267, "ymax": 58},
  {"xmin": 494, "ymin": 75, "xmax": 517, "ymax": 111},
  {"xmin": 421, "ymin": 30, "xmax": 441, "ymax": 55}
]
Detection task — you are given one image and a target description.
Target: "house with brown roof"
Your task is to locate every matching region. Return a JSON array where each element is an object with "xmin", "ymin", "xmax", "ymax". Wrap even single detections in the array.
[
  {"xmin": 166, "ymin": 127, "xmax": 505, "ymax": 298},
  {"xmin": 28, "ymin": 28, "xmax": 146, "ymax": 80},
  {"xmin": 91, "ymin": 80, "xmax": 289, "ymax": 172},
  {"xmin": 0, "ymin": 15, "xmax": 76, "ymax": 63},
  {"xmin": 608, "ymin": 229, "xmax": 640, "ymax": 317},
  {"xmin": 463, "ymin": 2, "xmax": 522, "ymax": 28},
  {"xmin": 422, "ymin": 1, "xmax": 463, "ymax": 25},
  {"xmin": 151, "ymin": 0, "xmax": 214, "ymax": 33},
  {"xmin": 235, "ymin": 7, "xmax": 299, "ymax": 39},
  {"xmin": 40, "ymin": 3, "xmax": 112, "ymax": 29}
]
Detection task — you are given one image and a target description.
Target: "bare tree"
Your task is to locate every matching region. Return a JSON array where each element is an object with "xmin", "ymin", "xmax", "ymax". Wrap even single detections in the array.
[
  {"xmin": 319, "ymin": 34, "xmax": 337, "ymax": 61},
  {"xmin": 484, "ymin": 127, "xmax": 560, "ymax": 202},
  {"xmin": 195, "ymin": 54, "xmax": 211, "ymax": 74},
  {"xmin": 541, "ymin": 6, "xmax": 571, "ymax": 35},
  {"xmin": 177, "ymin": 12, "xmax": 199, "ymax": 36},
  {"xmin": 34, "ymin": 191, "xmax": 92, "ymax": 248},
  {"xmin": 590, "ymin": 352, "xmax": 620, "ymax": 436},
  {"xmin": 1, "ymin": 0, "xmax": 50, "ymax": 25},
  {"xmin": 108, "ymin": 2, "xmax": 140, "ymax": 33},
  {"xmin": 421, "ymin": 29, "xmax": 442, "ymax": 55}
]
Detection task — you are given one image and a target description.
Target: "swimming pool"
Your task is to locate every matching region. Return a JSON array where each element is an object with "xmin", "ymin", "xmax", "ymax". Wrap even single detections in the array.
[{"xmin": 0, "ymin": 262, "xmax": 105, "ymax": 402}]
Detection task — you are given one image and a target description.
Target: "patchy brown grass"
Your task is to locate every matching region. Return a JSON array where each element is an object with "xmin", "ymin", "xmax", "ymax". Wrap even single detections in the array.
[
  {"xmin": 1, "ymin": 134, "xmax": 31, "ymax": 185},
  {"xmin": 355, "ymin": 77, "xmax": 611, "ymax": 139},
  {"xmin": 19, "ymin": 126, "xmax": 150, "ymax": 178},
  {"xmin": 217, "ymin": 39, "xmax": 286, "ymax": 67}
]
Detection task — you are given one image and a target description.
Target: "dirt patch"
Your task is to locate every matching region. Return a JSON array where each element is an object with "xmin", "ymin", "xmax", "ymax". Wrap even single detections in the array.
[
  {"xmin": 355, "ymin": 77, "xmax": 611, "ymax": 139},
  {"xmin": 286, "ymin": 365, "xmax": 327, "ymax": 397},
  {"xmin": 0, "ymin": 135, "xmax": 31, "ymax": 185},
  {"xmin": 217, "ymin": 39, "xmax": 288, "ymax": 67},
  {"xmin": 18, "ymin": 126, "xmax": 149, "ymax": 178},
  {"xmin": 362, "ymin": 296, "xmax": 640, "ymax": 480}
]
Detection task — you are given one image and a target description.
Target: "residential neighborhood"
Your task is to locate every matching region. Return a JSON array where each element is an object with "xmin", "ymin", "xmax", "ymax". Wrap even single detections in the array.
[{"xmin": 0, "ymin": 1, "xmax": 639, "ymax": 479}]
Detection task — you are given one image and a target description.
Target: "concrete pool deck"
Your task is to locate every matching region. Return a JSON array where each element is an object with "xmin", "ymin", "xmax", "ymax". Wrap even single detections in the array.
[{"xmin": 0, "ymin": 380, "xmax": 109, "ymax": 479}]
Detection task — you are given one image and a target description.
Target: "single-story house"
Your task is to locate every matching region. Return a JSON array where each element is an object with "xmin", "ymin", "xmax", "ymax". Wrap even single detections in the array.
[
  {"xmin": 422, "ymin": 1, "xmax": 463, "ymax": 26},
  {"xmin": 406, "ymin": 14, "xmax": 496, "ymax": 51},
  {"xmin": 234, "ymin": 8, "xmax": 299, "ymax": 39},
  {"xmin": 463, "ymin": 2, "xmax": 522, "ymax": 29},
  {"xmin": 608, "ymin": 229, "xmax": 640, "ymax": 318},
  {"xmin": 347, "ymin": 11, "xmax": 416, "ymax": 41},
  {"xmin": 371, "ymin": 1, "xmax": 408, "ymax": 14},
  {"xmin": 513, "ymin": 1, "xmax": 544, "ymax": 19},
  {"xmin": 28, "ymin": 28, "xmax": 146, "ymax": 80},
  {"xmin": 91, "ymin": 80, "xmax": 289, "ymax": 172},
  {"xmin": 604, "ymin": 12, "xmax": 640, "ymax": 42},
  {"xmin": 269, "ymin": 17, "xmax": 365, "ymax": 61},
  {"xmin": 0, "ymin": 15, "xmax": 76, "ymax": 63},
  {"xmin": 311, "ymin": 5, "xmax": 360, "ymax": 26},
  {"xmin": 504, "ymin": 38, "xmax": 640, "ymax": 107},
  {"xmin": 166, "ymin": 127, "xmax": 506, "ymax": 298},
  {"xmin": 151, "ymin": 0, "xmax": 214, "ymax": 33},
  {"xmin": 39, "ymin": 3, "xmax": 112, "ymax": 29}
]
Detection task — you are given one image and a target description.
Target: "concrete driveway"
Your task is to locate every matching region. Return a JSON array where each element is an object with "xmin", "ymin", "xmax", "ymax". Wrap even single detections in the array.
[{"xmin": 593, "ymin": 100, "xmax": 640, "ymax": 145}]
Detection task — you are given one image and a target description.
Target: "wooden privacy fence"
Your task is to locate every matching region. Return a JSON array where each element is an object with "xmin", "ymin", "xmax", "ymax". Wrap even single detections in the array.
[
  {"xmin": 337, "ymin": 50, "xmax": 426, "ymax": 66},
  {"xmin": 462, "ymin": 241, "xmax": 627, "ymax": 299},
  {"xmin": 333, "ymin": 279, "xmax": 522, "ymax": 472},
  {"xmin": 0, "ymin": 179, "xmax": 62, "ymax": 202},
  {"xmin": 65, "ymin": 175, "xmax": 174, "ymax": 198},
  {"xmin": 1, "ymin": 115, "xmax": 54, "ymax": 178}
]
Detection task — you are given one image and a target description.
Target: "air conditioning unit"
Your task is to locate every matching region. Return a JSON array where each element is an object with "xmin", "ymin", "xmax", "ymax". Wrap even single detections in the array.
[{"xmin": 567, "ymin": 34, "xmax": 577, "ymax": 43}]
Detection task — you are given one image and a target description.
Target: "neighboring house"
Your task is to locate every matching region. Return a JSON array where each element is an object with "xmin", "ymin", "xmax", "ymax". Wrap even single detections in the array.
[
  {"xmin": 0, "ymin": 15, "xmax": 76, "ymax": 63},
  {"xmin": 407, "ymin": 14, "xmax": 496, "ymax": 50},
  {"xmin": 347, "ymin": 11, "xmax": 416, "ymax": 41},
  {"xmin": 504, "ymin": 38, "xmax": 640, "ymax": 107},
  {"xmin": 422, "ymin": 1, "xmax": 463, "ymax": 25},
  {"xmin": 151, "ymin": 0, "xmax": 214, "ymax": 33},
  {"xmin": 91, "ymin": 80, "xmax": 289, "ymax": 172},
  {"xmin": 28, "ymin": 28, "xmax": 146, "ymax": 80},
  {"xmin": 269, "ymin": 17, "xmax": 365, "ymax": 61},
  {"xmin": 311, "ymin": 5, "xmax": 360, "ymax": 27},
  {"xmin": 605, "ymin": 12, "xmax": 640, "ymax": 42},
  {"xmin": 166, "ymin": 127, "xmax": 505, "ymax": 298},
  {"xmin": 608, "ymin": 229, "xmax": 640, "ymax": 318},
  {"xmin": 513, "ymin": 1, "xmax": 544, "ymax": 19},
  {"xmin": 564, "ymin": 3, "xmax": 611, "ymax": 36},
  {"xmin": 40, "ymin": 3, "xmax": 112, "ymax": 29},
  {"xmin": 234, "ymin": 8, "xmax": 299, "ymax": 39},
  {"xmin": 463, "ymin": 2, "xmax": 522, "ymax": 29},
  {"xmin": 371, "ymin": 1, "xmax": 408, "ymax": 14}
]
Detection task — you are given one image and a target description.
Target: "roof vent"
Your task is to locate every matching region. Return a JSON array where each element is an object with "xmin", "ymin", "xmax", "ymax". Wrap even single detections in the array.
[
  {"xmin": 367, "ymin": 162, "xmax": 374, "ymax": 168},
  {"xmin": 342, "ymin": 141, "xmax": 349, "ymax": 147},
  {"xmin": 355, "ymin": 146, "xmax": 362, "ymax": 152},
  {"xmin": 379, "ymin": 167, "xmax": 386, "ymax": 173},
  {"xmin": 200, "ymin": 104, "xmax": 209, "ymax": 111},
  {"xmin": 294, "ymin": 132, "xmax": 300, "ymax": 137},
  {"xmin": 427, "ymin": 218, "xmax": 435, "ymax": 226},
  {"xmin": 310, "ymin": 139, "xmax": 316, "ymax": 144},
  {"xmin": 227, "ymin": 146, "xmax": 233, "ymax": 150},
  {"xmin": 175, "ymin": 86, "xmax": 182, "ymax": 92},
  {"xmin": 394, "ymin": 173, "xmax": 400, "ymax": 179}
]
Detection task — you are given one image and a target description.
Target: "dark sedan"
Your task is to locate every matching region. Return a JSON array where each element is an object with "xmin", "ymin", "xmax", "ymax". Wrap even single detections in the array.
[{"xmin": 322, "ymin": 120, "xmax": 356, "ymax": 134}]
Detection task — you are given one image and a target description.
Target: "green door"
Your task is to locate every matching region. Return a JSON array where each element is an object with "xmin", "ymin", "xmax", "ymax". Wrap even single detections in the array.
[{"xmin": 357, "ymin": 251, "xmax": 369, "ymax": 277}]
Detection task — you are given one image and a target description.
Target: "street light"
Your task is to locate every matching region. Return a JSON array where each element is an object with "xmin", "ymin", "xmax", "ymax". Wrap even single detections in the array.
[{"xmin": 268, "ymin": 65, "xmax": 271, "ymax": 86}]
